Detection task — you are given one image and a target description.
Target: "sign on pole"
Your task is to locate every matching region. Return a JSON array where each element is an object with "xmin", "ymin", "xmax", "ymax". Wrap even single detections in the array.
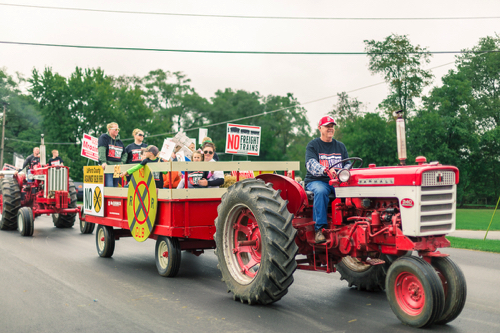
[
  {"xmin": 83, "ymin": 166, "xmax": 104, "ymax": 217},
  {"xmin": 198, "ymin": 128, "xmax": 208, "ymax": 144},
  {"xmin": 225, "ymin": 123, "xmax": 261, "ymax": 156},
  {"xmin": 81, "ymin": 134, "xmax": 99, "ymax": 162}
]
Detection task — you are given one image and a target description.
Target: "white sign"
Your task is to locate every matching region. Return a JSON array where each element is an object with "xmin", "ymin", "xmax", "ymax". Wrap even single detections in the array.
[
  {"xmin": 81, "ymin": 133, "xmax": 99, "ymax": 162},
  {"xmin": 198, "ymin": 128, "xmax": 208, "ymax": 144},
  {"xmin": 83, "ymin": 183, "xmax": 104, "ymax": 217},
  {"xmin": 159, "ymin": 138, "xmax": 176, "ymax": 161},
  {"xmin": 225, "ymin": 124, "xmax": 261, "ymax": 156}
]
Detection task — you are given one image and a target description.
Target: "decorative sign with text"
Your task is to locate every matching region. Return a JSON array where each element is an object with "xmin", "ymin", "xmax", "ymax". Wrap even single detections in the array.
[
  {"xmin": 225, "ymin": 124, "xmax": 261, "ymax": 156},
  {"xmin": 81, "ymin": 134, "xmax": 99, "ymax": 162},
  {"xmin": 83, "ymin": 166, "xmax": 104, "ymax": 217}
]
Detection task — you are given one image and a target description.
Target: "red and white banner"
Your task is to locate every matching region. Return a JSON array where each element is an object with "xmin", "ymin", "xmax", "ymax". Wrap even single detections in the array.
[
  {"xmin": 81, "ymin": 133, "xmax": 99, "ymax": 162},
  {"xmin": 225, "ymin": 124, "xmax": 261, "ymax": 156}
]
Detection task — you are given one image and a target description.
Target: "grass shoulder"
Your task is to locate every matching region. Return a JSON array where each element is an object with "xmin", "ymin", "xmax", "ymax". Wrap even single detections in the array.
[
  {"xmin": 456, "ymin": 209, "xmax": 500, "ymax": 231},
  {"xmin": 446, "ymin": 236, "xmax": 500, "ymax": 254}
]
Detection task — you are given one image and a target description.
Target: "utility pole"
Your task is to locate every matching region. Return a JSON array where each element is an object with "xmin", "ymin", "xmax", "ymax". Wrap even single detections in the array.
[{"xmin": 0, "ymin": 103, "xmax": 6, "ymax": 168}]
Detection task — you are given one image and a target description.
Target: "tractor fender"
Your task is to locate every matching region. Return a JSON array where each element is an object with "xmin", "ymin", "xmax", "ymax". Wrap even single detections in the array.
[{"xmin": 256, "ymin": 174, "xmax": 307, "ymax": 216}]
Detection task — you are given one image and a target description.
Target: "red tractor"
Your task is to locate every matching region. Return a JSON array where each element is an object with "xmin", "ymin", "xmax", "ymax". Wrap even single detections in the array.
[{"xmin": 0, "ymin": 135, "xmax": 81, "ymax": 236}]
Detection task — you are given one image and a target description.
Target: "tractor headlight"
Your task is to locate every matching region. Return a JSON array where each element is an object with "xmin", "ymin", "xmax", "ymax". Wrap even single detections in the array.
[
  {"xmin": 338, "ymin": 169, "xmax": 351, "ymax": 183},
  {"xmin": 27, "ymin": 172, "xmax": 34, "ymax": 180}
]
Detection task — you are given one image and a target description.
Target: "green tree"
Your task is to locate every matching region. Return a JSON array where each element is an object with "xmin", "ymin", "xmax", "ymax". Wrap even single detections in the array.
[
  {"xmin": 0, "ymin": 68, "xmax": 42, "ymax": 166},
  {"xmin": 365, "ymin": 34, "xmax": 433, "ymax": 116},
  {"xmin": 328, "ymin": 92, "xmax": 365, "ymax": 124}
]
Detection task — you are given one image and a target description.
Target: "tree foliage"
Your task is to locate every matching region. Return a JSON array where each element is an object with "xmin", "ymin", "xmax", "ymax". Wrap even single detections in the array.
[{"xmin": 364, "ymin": 34, "xmax": 433, "ymax": 116}]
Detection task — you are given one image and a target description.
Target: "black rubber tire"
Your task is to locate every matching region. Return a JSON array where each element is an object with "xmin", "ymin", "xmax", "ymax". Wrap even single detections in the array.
[
  {"xmin": 386, "ymin": 256, "xmax": 445, "ymax": 328},
  {"xmin": 155, "ymin": 236, "xmax": 181, "ymax": 277},
  {"xmin": 215, "ymin": 178, "xmax": 298, "ymax": 305},
  {"xmin": 79, "ymin": 214, "xmax": 95, "ymax": 234},
  {"xmin": 431, "ymin": 257, "xmax": 467, "ymax": 325},
  {"xmin": 52, "ymin": 180, "xmax": 77, "ymax": 228},
  {"xmin": 96, "ymin": 224, "xmax": 115, "ymax": 258},
  {"xmin": 336, "ymin": 253, "xmax": 409, "ymax": 291},
  {"xmin": 0, "ymin": 178, "xmax": 21, "ymax": 230},
  {"xmin": 17, "ymin": 207, "xmax": 34, "ymax": 237}
]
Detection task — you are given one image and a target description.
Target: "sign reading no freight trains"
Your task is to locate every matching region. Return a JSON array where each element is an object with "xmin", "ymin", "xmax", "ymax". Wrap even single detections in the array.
[{"xmin": 225, "ymin": 123, "xmax": 261, "ymax": 156}]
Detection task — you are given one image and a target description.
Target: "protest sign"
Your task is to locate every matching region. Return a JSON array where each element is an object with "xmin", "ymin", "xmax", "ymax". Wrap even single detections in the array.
[
  {"xmin": 225, "ymin": 124, "xmax": 261, "ymax": 156},
  {"xmin": 81, "ymin": 134, "xmax": 99, "ymax": 162}
]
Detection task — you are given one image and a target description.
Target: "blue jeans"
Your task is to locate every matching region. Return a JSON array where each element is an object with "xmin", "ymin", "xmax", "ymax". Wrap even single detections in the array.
[
  {"xmin": 306, "ymin": 181, "xmax": 335, "ymax": 231},
  {"xmin": 105, "ymin": 173, "xmax": 120, "ymax": 187}
]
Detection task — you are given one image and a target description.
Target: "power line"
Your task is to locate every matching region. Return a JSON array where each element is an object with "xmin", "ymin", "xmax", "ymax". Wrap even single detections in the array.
[
  {"xmin": 1, "ymin": 3, "xmax": 499, "ymax": 21},
  {"xmin": 1, "ymin": 41, "xmax": 499, "ymax": 55}
]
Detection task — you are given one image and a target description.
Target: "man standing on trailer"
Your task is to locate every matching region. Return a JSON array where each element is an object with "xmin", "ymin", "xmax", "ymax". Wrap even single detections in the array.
[
  {"xmin": 48, "ymin": 149, "xmax": 64, "ymax": 166},
  {"xmin": 304, "ymin": 116, "xmax": 349, "ymax": 244},
  {"xmin": 98, "ymin": 122, "xmax": 127, "ymax": 187}
]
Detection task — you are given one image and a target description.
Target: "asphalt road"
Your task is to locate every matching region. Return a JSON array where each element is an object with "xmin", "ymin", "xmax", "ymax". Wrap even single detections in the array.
[{"xmin": 1, "ymin": 215, "xmax": 499, "ymax": 333}]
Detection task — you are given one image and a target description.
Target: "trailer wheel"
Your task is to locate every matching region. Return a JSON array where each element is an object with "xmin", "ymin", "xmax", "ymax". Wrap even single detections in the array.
[
  {"xmin": 386, "ymin": 256, "xmax": 445, "ymax": 328},
  {"xmin": 52, "ymin": 180, "xmax": 77, "ymax": 228},
  {"xmin": 155, "ymin": 236, "xmax": 181, "ymax": 277},
  {"xmin": 96, "ymin": 224, "xmax": 115, "ymax": 258},
  {"xmin": 0, "ymin": 178, "xmax": 21, "ymax": 230},
  {"xmin": 18, "ymin": 207, "xmax": 34, "ymax": 237},
  {"xmin": 80, "ymin": 214, "xmax": 95, "ymax": 234},
  {"xmin": 215, "ymin": 178, "xmax": 298, "ymax": 305},
  {"xmin": 431, "ymin": 257, "xmax": 467, "ymax": 325}
]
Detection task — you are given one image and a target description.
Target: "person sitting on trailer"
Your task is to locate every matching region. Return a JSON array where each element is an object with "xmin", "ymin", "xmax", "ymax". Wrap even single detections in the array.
[
  {"xmin": 304, "ymin": 115, "xmax": 350, "ymax": 244},
  {"xmin": 197, "ymin": 142, "xmax": 224, "ymax": 188},
  {"xmin": 176, "ymin": 150, "xmax": 205, "ymax": 188},
  {"xmin": 200, "ymin": 137, "xmax": 219, "ymax": 161},
  {"xmin": 119, "ymin": 145, "xmax": 165, "ymax": 189},
  {"xmin": 48, "ymin": 149, "xmax": 64, "ymax": 166}
]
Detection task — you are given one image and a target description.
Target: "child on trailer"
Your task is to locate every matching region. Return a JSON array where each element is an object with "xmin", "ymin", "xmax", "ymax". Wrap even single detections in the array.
[
  {"xmin": 176, "ymin": 150, "xmax": 205, "ymax": 188},
  {"xmin": 119, "ymin": 145, "xmax": 165, "ymax": 189}
]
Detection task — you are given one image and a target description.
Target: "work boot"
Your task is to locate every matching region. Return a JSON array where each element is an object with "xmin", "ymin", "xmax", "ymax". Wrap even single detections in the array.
[{"xmin": 315, "ymin": 229, "xmax": 326, "ymax": 244}]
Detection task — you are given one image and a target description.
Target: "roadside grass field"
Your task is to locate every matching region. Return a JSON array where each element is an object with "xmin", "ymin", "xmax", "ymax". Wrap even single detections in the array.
[
  {"xmin": 456, "ymin": 209, "xmax": 500, "ymax": 231},
  {"xmin": 446, "ymin": 236, "xmax": 500, "ymax": 254}
]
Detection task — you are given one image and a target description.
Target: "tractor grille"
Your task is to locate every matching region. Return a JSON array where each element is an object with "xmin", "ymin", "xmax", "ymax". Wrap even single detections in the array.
[
  {"xmin": 48, "ymin": 168, "xmax": 68, "ymax": 193},
  {"xmin": 419, "ymin": 171, "xmax": 455, "ymax": 234}
]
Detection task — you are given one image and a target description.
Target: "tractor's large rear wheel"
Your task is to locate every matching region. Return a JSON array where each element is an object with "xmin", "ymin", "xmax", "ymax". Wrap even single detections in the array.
[
  {"xmin": 431, "ymin": 257, "xmax": 467, "ymax": 325},
  {"xmin": 215, "ymin": 178, "xmax": 298, "ymax": 305},
  {"xmin": 386, "ymin": 256, "xmax": 445, "ymax": 328},
  {"xmin": 0, "ymin": 178, "xmax": 21, "ymax": 230},
  {"xmin": 52, "ymin": 180, "xmax": 77, "ymax": 228}
]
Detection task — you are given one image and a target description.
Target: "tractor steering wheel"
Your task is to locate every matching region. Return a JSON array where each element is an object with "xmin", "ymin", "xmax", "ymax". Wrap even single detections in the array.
[{"xmin": 326, "ymin": 157, "xmax": 364, "ymax": 180}]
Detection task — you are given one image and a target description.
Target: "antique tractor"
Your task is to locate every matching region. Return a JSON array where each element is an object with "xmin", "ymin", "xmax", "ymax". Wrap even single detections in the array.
[
  {"xmin": 214, "ymin": 115, "xmax": 466, "ymax": 328},
  {"xmin": 0, "ymin": 135, "xmax": 81, "ymax": 236}
]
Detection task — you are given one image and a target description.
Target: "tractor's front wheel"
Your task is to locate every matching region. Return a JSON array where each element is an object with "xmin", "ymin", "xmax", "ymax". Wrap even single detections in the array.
[
  {"xmin": 96, "ymin": 224, "xmax": 115, "ymax": 258},
  {"xmin": 155, "ymin": 236, "xmax": 181, "ymax": 277},
  {"xmin": 52, "ymin": 180, "xmax": 77, "ymax": 228},
  {"xmin": 18, "ymin": 207, "xmax": 34, "ymax": 237},
  {"xmin": 386, "ymin": 256, "xmax": 445, "ymax": 328},
  {"xmin": 215, "ymin": 178, "xmax": 298, "ymax": 305},
  {"xmin": 80, "ymin": 214, "xmax": 95, "ymax": 234},
  {"xmin": 1, "ymin": 178, "xmax": 21, "ymax": 230},
  {"xmin": 431, "ymin": 257, "xmax": 467, "ymax": 325}
]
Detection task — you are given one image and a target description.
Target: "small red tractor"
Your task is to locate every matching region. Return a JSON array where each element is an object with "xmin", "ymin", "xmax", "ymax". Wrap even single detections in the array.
[
  {"xmin": 83, "ymin": 114, "xmax": 466, "ymax": 328},
  {"xmin": 0, "ymin": 135, "xmax": 82, "ymax": 236}
]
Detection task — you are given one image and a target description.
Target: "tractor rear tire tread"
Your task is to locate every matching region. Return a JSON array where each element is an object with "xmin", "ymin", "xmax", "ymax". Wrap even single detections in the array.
[
  {"xmin": 1, "ymin": 178, "xmax": 21, "ymax": 230},
  {"xmin": 52, "ymin": 180, "xmax": 77, "ymax": 228},
  {"xmin": 215, "ymin": 178, "xmax": 298, "ymax": 305}
]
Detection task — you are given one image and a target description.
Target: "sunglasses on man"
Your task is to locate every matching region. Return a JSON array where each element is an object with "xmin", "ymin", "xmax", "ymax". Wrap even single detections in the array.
[{"xmin": 137, "ymin": 133, "xmax": 144, "ymax": 137}]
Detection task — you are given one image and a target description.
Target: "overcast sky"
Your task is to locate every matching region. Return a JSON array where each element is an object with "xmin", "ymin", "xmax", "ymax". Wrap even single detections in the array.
[{"xmin": 1, "ymin": 0, "xmax": 499, "ymax": 134}]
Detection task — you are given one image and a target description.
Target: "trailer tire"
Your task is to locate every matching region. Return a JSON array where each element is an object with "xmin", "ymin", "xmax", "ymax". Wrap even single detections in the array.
[
  {"xmin": 0, "ymin": 178, "xmax": 21, "ymax": 231},
  {"xmin": 96, "ymin": 224, "xmax": 115, "ymax": 258},
  {"xmin": 155, "ymin": 236, "xmax": 181, "ymax": 277},
  {"xmin": 18, "ymin": 207, "xmax": 34, "ymax": 237},
  {"xmin": 386, "ymin": 256, "xmax": 445, "ymax": 328},
  {"xmin": 215, "ymin": 178, "xmax": 298, "ymax": 305},
  {"xmin": 431, "ymin": 257, "xmax": 467, "ymax": 325},
  {"xmin": 52, "ymin": 180, "xmax": 77, "ymax": 228},
  {"xmin": 80, "ymin": 214, "xmax": 95, "ymax": 234}
]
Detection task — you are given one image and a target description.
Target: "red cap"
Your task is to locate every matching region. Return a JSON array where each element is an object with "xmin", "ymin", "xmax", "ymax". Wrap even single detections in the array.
[{"xmin": 318, "ymin": 115, "xmax": 336, "ymax": 127}]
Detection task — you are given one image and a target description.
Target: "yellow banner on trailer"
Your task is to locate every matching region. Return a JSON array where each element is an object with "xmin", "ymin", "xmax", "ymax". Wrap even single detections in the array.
[{"xmin": 127, "ymin": 164, "xmax": 157, "ymax": 242}]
